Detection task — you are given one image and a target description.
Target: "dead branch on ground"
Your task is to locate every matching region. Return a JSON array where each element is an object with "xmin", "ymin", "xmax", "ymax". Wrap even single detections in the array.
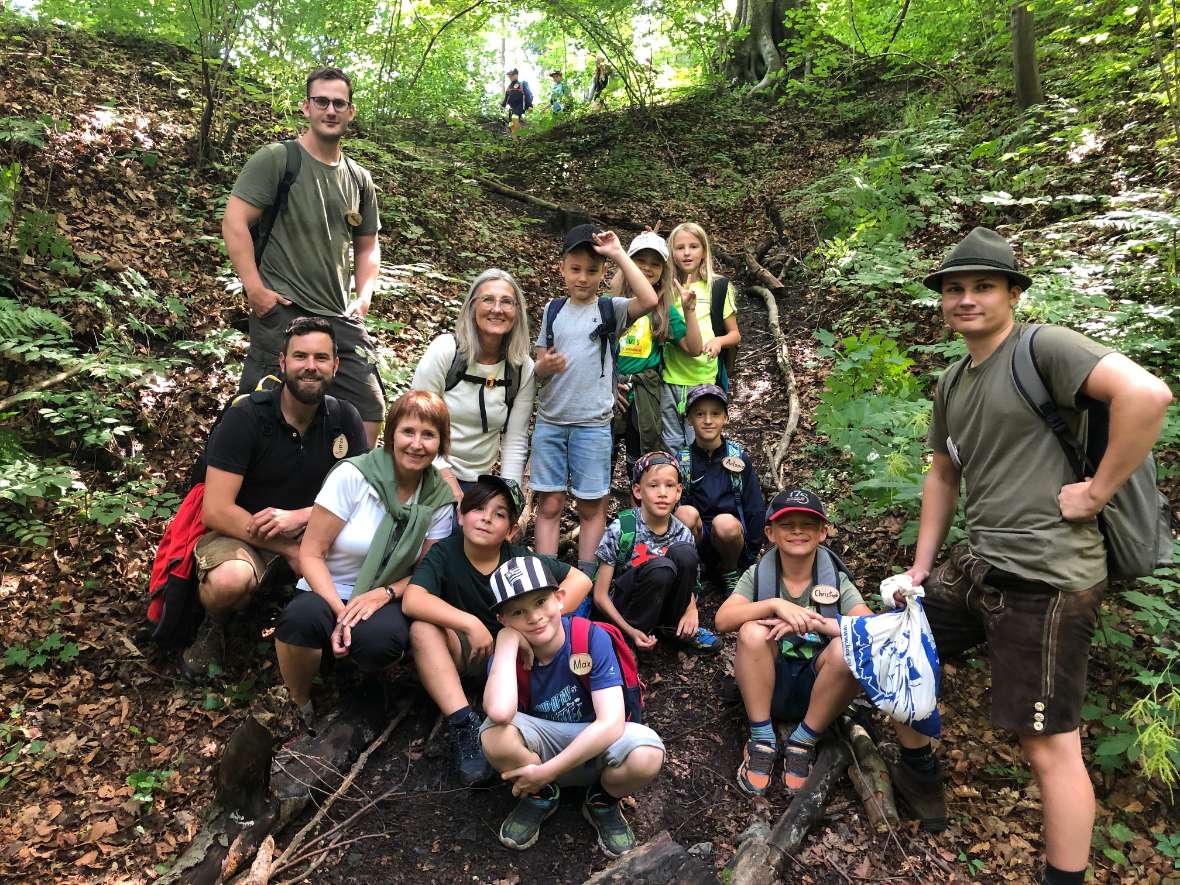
[{"xmin": 749, "ymin": 285, "xmax": 799, "ymax": 488}]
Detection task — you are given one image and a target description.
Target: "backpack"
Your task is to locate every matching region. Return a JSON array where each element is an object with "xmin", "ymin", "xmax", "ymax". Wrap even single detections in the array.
[
  {"xmin": 708, "ymin": 276, "xmax": 738, "ymax": 390},
  {"xmin": 613, "ymin": 507, "xmax": 640, "ymax": 570},
  {"xmin": 249, "ymin": 140, "xmax": 370, "ymax": 263},
  {"xmin": 515, "ymin": 616, "xmax": 645, "ymax": 723},
  {"xmin": 753, "ymin": 544, "xmax": 853, "ymax": 651},
  {"xmin": 442, "ymin": 334, "xmax": 522, "ymax": 434},
  {"xmin": 521, "ymin": 80, "xmax": 534, "ymax": 111},
  {"xmin": 542, "ymin": 296, "xmax": 621, "ymax": 379},
  {"xmin": 677, "ymin": 439, "xmax": 747, "ymax": 529},
  {"xmin": 941, "ymin": 324, "xmax": 1174, "ymax": 579}
]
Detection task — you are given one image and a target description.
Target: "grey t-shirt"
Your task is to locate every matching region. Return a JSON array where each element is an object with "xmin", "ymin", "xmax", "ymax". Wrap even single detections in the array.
[
  {"xmin": 231, "ymin": 142, "xmax": 380, "ymax": 316},
  {"xmin": 929, "ymin": 323, "xmax": 1113, "ymax": 591},
  {"xmin": 535, "ymin": 296, "xmax": 631, "ymax": 426},
  {"xmin": 595, "ymin": 510, "xmax": 694, "ymax": 570}
]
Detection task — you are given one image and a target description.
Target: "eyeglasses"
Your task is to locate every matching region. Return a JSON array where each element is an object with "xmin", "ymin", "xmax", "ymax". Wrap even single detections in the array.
[
  {"xmin": 308, "ymin": 96, "xmax": 352, "ymax": 112},
  {"xmin": 477, "ymin": 294, "xmax": 518, "ymax": 310}
]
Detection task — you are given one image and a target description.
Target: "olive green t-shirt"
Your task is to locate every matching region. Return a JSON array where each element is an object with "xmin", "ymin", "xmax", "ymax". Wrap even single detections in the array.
[
  {"xmin": 661, "ymin": 279, "xmax": 736, "ymax": 387},
  {"xmin": 232, "ymin": 142, "xmax": 381, "ymax": 316},
  {"xmin": 929, "ymin": 323, "xmax": 1113, "ymax": 591},
  {"xmin": 733, "ymin": 559, "xmax": 864, "ymax": 660}
]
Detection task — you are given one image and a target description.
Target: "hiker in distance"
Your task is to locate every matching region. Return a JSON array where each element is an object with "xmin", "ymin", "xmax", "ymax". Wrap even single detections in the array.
[
  {"xmin": 892, "ymin": 227, "xmax": 1173, "ymax": 885},
  {"xmin": 223, "ymin": 66, "xmax": 384, "ymax": 446}
]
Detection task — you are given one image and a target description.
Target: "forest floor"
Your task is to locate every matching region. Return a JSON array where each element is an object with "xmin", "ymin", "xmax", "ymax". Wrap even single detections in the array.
[{"xmin": 0, "ymin": 21, "xmax": 1176, "ymax": 885}]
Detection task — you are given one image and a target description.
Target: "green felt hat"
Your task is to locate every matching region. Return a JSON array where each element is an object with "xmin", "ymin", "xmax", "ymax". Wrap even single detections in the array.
[{"xmin": 923, "ymin": 227, "xmax": 1032, "ymax": 292}]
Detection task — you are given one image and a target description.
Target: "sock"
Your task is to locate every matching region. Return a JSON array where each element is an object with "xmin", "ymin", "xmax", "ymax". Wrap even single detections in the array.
[
  {"xmin": 749, "ymin": 719, "xmax": 776, "ymax": 747},
  {"xmin": 1043, "ymin": 864, "xmax": 1085, "ymax": 885},
  {"xmin": 447, "ymin": 705, "xmax": 473, "ymax": 729},
  {"xmin": 577, "ymin": 559, "xmax": 600, "ymax": 581},
  {"xmin": 586, "ymin": 779, "xmax": 618, "ymax": 806},
  {"xmin": 788, "ymin": 721, "xmax": 821, "ymax": 751},
  {"xmin": 900, "ymin": 743, "xmax": 938, "ymax": 774}
]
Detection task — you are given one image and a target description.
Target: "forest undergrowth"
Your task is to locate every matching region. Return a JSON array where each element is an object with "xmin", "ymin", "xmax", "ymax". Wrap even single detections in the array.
[{"xmin": 0, "ymin": 14, "xmax": 1177, "ymax": 884}]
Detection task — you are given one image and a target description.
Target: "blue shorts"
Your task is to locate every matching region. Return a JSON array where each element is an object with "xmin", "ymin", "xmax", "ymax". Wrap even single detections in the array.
[
  {"xmin": 771, "ymin": 656, "xmax": 818, "ymax": 722},
  {"xmin": 529, "ymin": 419, "xmax": 613, "ymax": 500}
]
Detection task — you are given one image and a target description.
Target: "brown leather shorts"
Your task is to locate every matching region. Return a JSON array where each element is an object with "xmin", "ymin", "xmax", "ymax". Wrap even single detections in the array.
[{"xmin": 923, "ymin": 545, "xmax": 1105, "ymax": 735}]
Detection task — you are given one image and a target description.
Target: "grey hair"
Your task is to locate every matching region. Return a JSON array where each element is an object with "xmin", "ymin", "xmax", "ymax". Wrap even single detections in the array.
[{"xmin": 454, "ymin": 268, "xmax": 531, "ymax": 369}]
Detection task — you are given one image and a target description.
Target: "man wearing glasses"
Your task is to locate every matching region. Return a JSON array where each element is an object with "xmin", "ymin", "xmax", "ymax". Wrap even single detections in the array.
[{"xmin": 223, "ymin": 67, "xmax": 384, "ymax": 446}]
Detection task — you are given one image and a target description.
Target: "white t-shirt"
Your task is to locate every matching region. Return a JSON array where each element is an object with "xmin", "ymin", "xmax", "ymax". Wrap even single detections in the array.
[
  {"xmin": 296, "ymin": 462, "xmax": 452, "ymax": 602},
  {"xmin": 410, "ymin": 334, "xmax": 535, "ymax": 486}
]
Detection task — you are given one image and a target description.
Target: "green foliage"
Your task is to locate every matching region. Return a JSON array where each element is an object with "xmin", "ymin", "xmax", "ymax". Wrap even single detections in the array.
[
  {"xmin": 126, "ymin": 768, "xmax": 174, "ymax": 807},
  {"xmin": 2, "ymin": 632, "xmax": 79, "ymax": 670}
]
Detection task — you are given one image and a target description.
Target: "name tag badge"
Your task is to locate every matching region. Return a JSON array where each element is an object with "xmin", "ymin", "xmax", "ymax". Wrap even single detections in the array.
[
  {"xmin": 946, "ymin": 436, "xmax": 962, "ymax": 470},
  {"xmin": 722, "ymin": 455, "xmax": 744, "ymax": 474},
  {"xmin": 332, "ymin": 434, "xmax": 349, "ymax": 459},
  {"xmin": 569, "ymin": 653, "xmax": 593, "ymax": 677},
  {"xmin": 811, "ymin": 584, "xmax": 840, "ymax": 605},
  {"xmin": 345, "ymin": 209, "xmax": 363, "ymax": 228}
]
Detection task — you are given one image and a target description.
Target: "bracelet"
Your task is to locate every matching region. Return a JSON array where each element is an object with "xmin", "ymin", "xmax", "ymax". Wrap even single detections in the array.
[{"xmin": 383, "ymin": 586, "xmax": 394, "ymax": 601}]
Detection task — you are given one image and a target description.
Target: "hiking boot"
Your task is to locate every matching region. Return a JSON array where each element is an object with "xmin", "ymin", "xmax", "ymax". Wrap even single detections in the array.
[
  {"xmin": 737, "ymin": 740, "xmax": 777, "ymax": 796},
  {"xmin": 889, "ymin": 757, "xmax": 948, "ymax": 833},
  {"xmin": 180, "ymin": 617, "xmax": 226, "ymax": 683},
  {"xmin": 681, "ymin": 626, "xmax": 722, "ymax": 654},
  {"xmin": 499, "ymin": 784, "xmax": 560, "ymax": 850},
  {"xmin": 449, "ymin": 711, "xmax": 496, "ymax": 788},
  {"xmin": 782, "ymin": 743, "xmax": 815, "ymax": 794},
  {"xmin": 582, "ymin": 796, "xmax": 636, "ymax": 858}
]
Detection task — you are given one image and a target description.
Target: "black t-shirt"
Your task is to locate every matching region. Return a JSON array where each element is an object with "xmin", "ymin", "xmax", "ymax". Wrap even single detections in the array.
[
  {"xmin": 410, "ymin": 532, "xmax": 572, "ymax": 632},
  {"xmin": 205, "ymin": 391, "xmax": 367, "ymax": 514}
]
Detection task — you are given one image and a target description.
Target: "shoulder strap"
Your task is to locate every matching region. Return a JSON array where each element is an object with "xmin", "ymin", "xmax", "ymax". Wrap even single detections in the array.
[
  {"xmin": 754, "ymin": 551, "xmax": 778, "ymax": 602},
  {"xmin": 811, "ymin": 547, "xmax": 846, "ymax": 619},
  {"xmin": 1010, "ymin": 325, "xmax": 1088, "ymax": 479},
  {"xmin": 253, "ymin": 140, "xmax": 302, "ymax": 263},
  {"xmin": 322, "ymin": 394, "xmax": 343, "ymax": 436},
  {"xmin": 504, "ymin": 362, "xmax": 521, "ymax": 415},
  {"xmin": 938, "ymin": 356, "xmax": 971, "ymax": 418},
  {"xmin": 615, "ymin": 508, "xmax": 638, "ymax": 568},
  {"xmin": 570, "ymin": 616, "xmax": 594, "ymax": 696},
  {"xmin": 677, "ymin": 447, "xmax": 693, "ymax": 484},
  {"xmin": 724, "ymin": 439, "xmax": 744, "ymax": 496},
  {"xmin": 709, "ymin": 276, "xmax": 728, "ymax": 338},
  {"xmin": 543, "ymin": 298, "xmax": 568, "ymax": 350},
  {"xmin": 443, "ymin": 335, "xmax": 468, "ymax": 392}
]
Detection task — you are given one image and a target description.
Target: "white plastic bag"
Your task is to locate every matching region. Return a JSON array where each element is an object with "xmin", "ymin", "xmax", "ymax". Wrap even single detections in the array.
[{"xmin": 839, "ymin": 574, "xmax": 941, "ymax": 738}]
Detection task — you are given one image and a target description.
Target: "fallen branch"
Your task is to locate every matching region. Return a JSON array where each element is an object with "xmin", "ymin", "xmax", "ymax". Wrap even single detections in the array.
[
  {"xmin": 744, "ymin": 249, "xmax": 785, "ymax": 294},
  {"xmin": 0, "ymin": 351, "xmax": 107, "ymax": 413},
  {"xmin": 583, "ymin": 830, "xmax": 719, "ymax": 884},
  {"xmin": 749, "ymin": 286, "xmax": 800, "ymax": 487},
  {"xmin": 845, "ymin": 720, "xmax": 899, "ymax": 831},
  {"xmin": 244, "ymin": 835, "xmax": 274, "ymax": 885},
  {"xmin": 475, "ymin": 175, "xmax": 645, "ymax": 232}
]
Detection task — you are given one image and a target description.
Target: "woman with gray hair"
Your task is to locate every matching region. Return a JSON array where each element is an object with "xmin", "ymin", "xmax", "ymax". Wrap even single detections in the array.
[{"xmin": 411, "ymin": 269, "xmax": 535, "ymax": 500}]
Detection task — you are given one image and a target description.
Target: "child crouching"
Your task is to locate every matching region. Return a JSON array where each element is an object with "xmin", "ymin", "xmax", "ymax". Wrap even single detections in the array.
[{"xmin": 481, "ymin": 556, "xmax": 665, "ymax": 858}]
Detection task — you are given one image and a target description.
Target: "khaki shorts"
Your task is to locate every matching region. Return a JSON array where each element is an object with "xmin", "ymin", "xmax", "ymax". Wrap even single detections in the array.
[
  {"xmin": 193, "ymin": 530, "xmax": 278, "ymax": 584},
  {"xmin": 922, "ymin": 545, "xmax": 1105, "ymax": 736}
]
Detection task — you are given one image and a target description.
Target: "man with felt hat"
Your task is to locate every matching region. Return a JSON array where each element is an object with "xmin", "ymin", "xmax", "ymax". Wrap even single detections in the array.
[{"xmin": 889, "ymin": 226, "xmax": 1173, "ymax": 885}]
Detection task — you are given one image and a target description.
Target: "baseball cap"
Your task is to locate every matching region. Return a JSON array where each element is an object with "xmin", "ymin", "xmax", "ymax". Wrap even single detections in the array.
[
  {"xmin": 766, "ymin": 488, "xmax": 829, "ymax": 524},
  {"xmin": 685, "ymin": 383, "xmax": 728, "ymax": 413},
  {"xmin": 631, "ymin": 451, "xmax": 681, "ymax": 486},
  {"xmin": 475, "ymin": 474, "xmax": 524, "ymax": 522},
  {"xmin": 627, "ymin": 231, "xmax": 669, "ymax": 262},
  {"xmin": 562, "ymin": 223, "xmax": 597, "ymax": 255},
  {"xmin": 490, "ymin": 556, "xmax": 559, "ymax": 610}
]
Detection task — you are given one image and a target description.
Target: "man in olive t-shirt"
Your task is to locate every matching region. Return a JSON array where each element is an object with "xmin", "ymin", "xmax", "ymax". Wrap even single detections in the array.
[
  {"xmin": 223, "ymin": 66, "xmax": 384, "ymax": 446},
  {"xmin": 890, "ymin": 227, "xmax": 1172, "ymax": 885}
]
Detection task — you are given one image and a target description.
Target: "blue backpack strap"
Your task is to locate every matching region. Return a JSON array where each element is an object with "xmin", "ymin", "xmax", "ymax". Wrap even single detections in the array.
[
  {"xmin": 591, "ymin": 296, "xmax": 620, "ymax": 378},
  {"xmin": 676, "ymin": 447, "xmax": 693, "ymax": 485},
  {"xmin": 543, "ymin": 298, "xmax": 568, "ymax": 350},
  {"xmin": 615, "ymin": 508, "xmax": 638, "ymax": 570},
  {"xmin": 753, "ymin": 551, "xmax": 778, "ymax": 602},
  {"xmin": 724, "ymin": 439, "xmax": 744, "ymax": 496}
]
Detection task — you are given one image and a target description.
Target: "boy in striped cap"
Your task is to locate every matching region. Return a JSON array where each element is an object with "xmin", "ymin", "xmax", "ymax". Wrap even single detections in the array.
[{"xmin": 480, "ymin": 556, "xmax": 665, "ymax": 858}]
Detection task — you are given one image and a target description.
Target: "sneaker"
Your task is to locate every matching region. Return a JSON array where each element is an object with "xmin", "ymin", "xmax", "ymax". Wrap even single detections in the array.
[
  {"xmin": 889, "ymin": 757, "xmax": 948, "ymax": 833},
  {"xmin": 499, "ymin": 785, "xmax": 560, "ymax": 850},
  {"xmin": 737, "ymin": 740, "xmax": 777, "ymax": 795},
  {"xmin": 180, "ymin": 617, "xmax": 226, "ymax": 683},
  {"xmin": 449, "ymin": 711, "xmax": 496, "ymax": 788},
  {"xmin": 681, "ymin": 626, "xmax": 721, "ymax": 655},
  {"xmin": 721, "ymin": 569, "xmax": 740, "ymax": 595},
  {"xmin": 582, "ymin": 797, "xmax": 636, "ymax": 858},
  {"xmin": 782, "ymin": 743, "xmax": 815, "ymax": 793}
]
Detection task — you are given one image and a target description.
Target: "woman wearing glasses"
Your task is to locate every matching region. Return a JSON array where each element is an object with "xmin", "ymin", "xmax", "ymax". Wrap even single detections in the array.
[{"xmin": 410, "ymin": 269, "xmax": 536, "ymax": 504}]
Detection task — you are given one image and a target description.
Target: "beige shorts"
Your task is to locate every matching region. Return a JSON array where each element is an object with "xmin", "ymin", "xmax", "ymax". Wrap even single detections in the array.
[{"xmin": 193, "ymin": 530, "xmax": 278, "ymax": 584}]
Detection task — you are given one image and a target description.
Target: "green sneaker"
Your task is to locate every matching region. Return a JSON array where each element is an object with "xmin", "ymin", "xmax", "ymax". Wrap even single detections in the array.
[
  {"xmin": 582, "ymin": 797, "xmax": 636, "ymax": 858},
  {"xmin": 499, "ymin": 784, "xmax": 560, "ymax": 850}
]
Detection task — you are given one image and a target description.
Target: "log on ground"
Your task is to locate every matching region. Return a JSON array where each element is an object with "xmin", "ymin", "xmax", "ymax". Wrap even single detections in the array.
[{"xmin": 582, "ymin": 831, "xmax": 720, "ymax": 884}]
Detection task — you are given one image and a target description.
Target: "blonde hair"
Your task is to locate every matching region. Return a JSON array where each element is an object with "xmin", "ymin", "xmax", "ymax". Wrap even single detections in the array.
[
  {"xmin": 621, "ymin": 247, "xmax": 676, "ymax": 344},
  {"xmin": 454, "ymin": 269, "xmax": 531, "ymax": 370},
  {"xmin": 666, "ymin": 222, "xmax": 718, "ymax": 288}
]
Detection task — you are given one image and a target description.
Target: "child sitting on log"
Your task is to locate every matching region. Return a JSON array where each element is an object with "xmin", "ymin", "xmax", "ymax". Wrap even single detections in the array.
[{"xmin": 714, "ymin": 489, "xmax": 872, "ymax": 796}]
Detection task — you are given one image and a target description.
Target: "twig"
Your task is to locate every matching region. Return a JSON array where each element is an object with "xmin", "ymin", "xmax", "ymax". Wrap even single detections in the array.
[
  {"xmin": 749, "ymin": 285, "xmax": 800, "ymax": 487},
  {"xmin": 272, "ymin": 704, "xmax": 410, "ymax": 869},
  {"xmin": 270, "ymin": 831, "xmax": 388, "ymax": 883},
  {"xmin": 744, "ymin": 248, "xmax": 785, "ymax": 293},
  {"xmin": 0, "ymin": 352, "xmax": 107, "ymax": 412}
]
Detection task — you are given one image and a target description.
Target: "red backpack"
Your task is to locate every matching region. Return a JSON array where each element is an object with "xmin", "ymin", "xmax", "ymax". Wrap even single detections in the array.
[
  {"xmin": 145, "ymin": 484, "xmax": 207, "ymax": 648},
  {"xmin": 515, "ymin": 617, "xmax": 645, "ymax": 724}
]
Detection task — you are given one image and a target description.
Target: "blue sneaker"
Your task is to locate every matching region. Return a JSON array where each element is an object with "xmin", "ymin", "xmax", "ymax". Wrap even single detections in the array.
[{"xmin": 682, "ymin": 626, "xmax": 721, "ymax": 655}]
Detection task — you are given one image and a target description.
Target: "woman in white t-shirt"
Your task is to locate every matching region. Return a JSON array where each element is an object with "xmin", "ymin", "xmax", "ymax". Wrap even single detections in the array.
[
  {"xmin": 410, "ymin": 269, "xmax": 535, "ymax": 500},
  {"xmin": 275, "ymin": 391, "xmax": 455, "ymax": 727}
]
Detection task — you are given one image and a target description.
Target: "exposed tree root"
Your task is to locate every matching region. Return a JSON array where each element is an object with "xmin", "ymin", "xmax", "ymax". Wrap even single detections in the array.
[
  {"xmin": 749, "ymin": 285, "xmax": 800, "ymax": 488},
  {"xmin": 846, "ymin": 719, "xmax": 900, "ymax": 831},
  {"xmin": 476, "ymin": 175, "xmax": 646, "ymax": 232},
  {"xmin": 583, "ymin": 830, "xmax": 720, "ymax": 884}
]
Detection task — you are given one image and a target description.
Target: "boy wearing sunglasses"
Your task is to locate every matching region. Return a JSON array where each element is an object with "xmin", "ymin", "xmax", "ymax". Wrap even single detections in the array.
[{"xmin": 223, "ymin": 66, "xmax": 385, "ymax": 448}]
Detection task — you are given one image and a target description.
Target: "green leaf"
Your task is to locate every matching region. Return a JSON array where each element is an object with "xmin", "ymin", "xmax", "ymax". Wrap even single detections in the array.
[
  {"xmin": 1108, "ymin": 822, "xmax": 1136, "ymax": 844},
  {"xmin": 57, "ymin": 643, "xmax": 79, "ymax": 663},
  {"xmin": 3, "ymin": 646, "xmax": 28, "ymax": 668},
  {"xmin": 1095, "ymin": 733, "xmax": 1136, "ymax": 756}
]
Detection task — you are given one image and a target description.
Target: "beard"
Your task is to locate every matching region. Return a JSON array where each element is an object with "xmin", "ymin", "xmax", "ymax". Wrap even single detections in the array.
[{"xmin": 285, "ymin": 371, "xmax": 329, "ymax": 405}]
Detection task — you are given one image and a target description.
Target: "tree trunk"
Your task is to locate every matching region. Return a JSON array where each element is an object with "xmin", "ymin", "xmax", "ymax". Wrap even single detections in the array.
[
  {"xmin": 1010, "ymin": 3, "xmax": 1044, "ymax": 109},
  {"xmin": 726, "ymin": 0, "xmax": 800, "ymax": 94}
]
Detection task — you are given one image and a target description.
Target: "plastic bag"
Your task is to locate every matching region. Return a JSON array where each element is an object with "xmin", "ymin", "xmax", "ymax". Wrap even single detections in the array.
[{"xmin": 839, "ymin": 574, "xmax": 941, "ymax": 738}]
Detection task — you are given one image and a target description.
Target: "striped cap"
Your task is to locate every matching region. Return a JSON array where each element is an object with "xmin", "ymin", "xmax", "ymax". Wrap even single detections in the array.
[{"xmin": 490, "ymin": 556, "xmax": 559, "ymax": 610}]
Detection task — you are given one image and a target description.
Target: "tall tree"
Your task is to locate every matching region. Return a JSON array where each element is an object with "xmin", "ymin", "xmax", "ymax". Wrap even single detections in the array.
[
  {"xmin": 726, "ymin": 0, "xmax": 801, "ymax": 95},
  {"xmin": 1010, "ymin": 2, "xmax": 1044, "ymax": 109}
]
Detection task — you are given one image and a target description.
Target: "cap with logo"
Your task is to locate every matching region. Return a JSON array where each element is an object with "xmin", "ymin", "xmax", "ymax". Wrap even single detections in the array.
[
  {"xmin": 490, "ymin": 556, "xmax": 560, "ymax": 610},
  {"xmin": 627, "ymin": 231, "xmax": 669, "ymax": 262},
  {"xmin": 685, "ymin": 383, "xmax": 728, "ymax": 413},
  {"xmin": 766, "ymin": 488, "xmax": 829, "ymax": 523},
  {"xmin": 476, "ymin": 474, "xmax": 524, "ymax": 522},
  {"xmin": 562, "ymin": 223, "xmax": 598, "ymax": 255}
]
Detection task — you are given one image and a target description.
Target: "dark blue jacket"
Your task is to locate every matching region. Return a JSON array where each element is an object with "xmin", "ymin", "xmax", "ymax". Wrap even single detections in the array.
[{"xmin": 678, "ymin": 437, "xmax": 765, "ymax": 560}]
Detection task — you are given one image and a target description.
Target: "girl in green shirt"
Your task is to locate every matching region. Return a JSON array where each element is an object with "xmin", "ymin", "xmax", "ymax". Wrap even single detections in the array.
[{"xmin": 609, "ymin": 231, "xmax": 702, "ymax": 472}]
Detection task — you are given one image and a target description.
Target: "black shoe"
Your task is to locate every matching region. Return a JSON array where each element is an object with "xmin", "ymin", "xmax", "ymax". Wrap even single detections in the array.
[
  {"xmin": 449, "ymin": 711, "xmax": 496, "ymax": 787},
  {"xmin": 180, "ymin": 617, "xmax": 226, "ymax": 683},
  {"xmin": 889, "ymin": 757, "xmax": 947, "ymax": 833}
]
